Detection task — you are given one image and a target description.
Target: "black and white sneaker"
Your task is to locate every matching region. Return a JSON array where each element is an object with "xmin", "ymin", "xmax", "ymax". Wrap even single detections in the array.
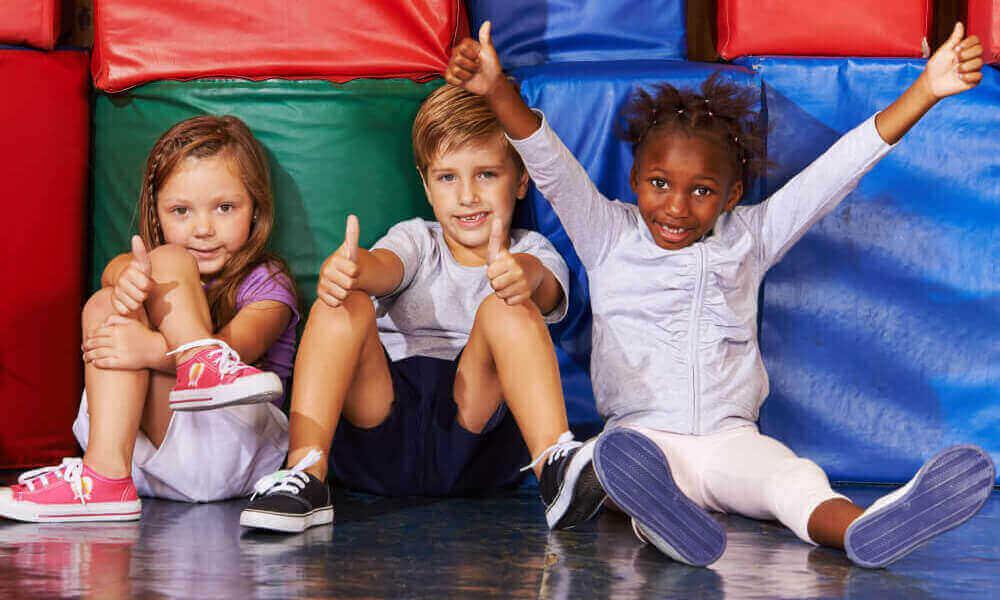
[
  {"xmin": 528, "ymin": 432, "xmax": 606, "ymax": 529},
  {"xmin": 240, "ymin": 450, "xmax": 334, "ymax": 533}
]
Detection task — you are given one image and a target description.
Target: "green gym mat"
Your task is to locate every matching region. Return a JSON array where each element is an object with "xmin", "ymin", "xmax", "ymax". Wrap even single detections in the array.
[{"xmin": 91, "ymin": 77, "xmax": 443, "ymax": 307}]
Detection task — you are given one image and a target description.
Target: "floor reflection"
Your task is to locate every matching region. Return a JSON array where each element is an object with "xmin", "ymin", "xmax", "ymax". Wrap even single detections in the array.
[{"xmin": 0, "ymin": 485, "xmax": 995, "ymax": 598}]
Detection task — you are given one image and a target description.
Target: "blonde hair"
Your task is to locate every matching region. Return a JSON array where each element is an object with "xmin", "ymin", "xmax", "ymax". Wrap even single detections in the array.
[
  {"xmin": 138, "ymin": 114, "xmax": 298, "ymax": 329},
  {"xmin": 412, "ymin": 84, "xmax": 524, "ymax": 175}
]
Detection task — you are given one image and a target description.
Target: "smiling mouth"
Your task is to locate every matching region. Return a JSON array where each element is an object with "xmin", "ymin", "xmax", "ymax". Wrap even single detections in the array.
[
  {"xmin": 655, "ymin": 222, "xmax": 693, "ymax": 243},
  {"xmin": 454, "ymin": 212, "xmax": 489, "ymax": 228}
]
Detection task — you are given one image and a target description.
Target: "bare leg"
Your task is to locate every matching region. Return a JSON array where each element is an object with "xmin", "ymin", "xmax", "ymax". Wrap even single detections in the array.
[
  {"xmin": 82, "ymin": 245, "xmax": 217, "ymax": 478},
  {"xmin": 807, "ymin": 498, "xmax": 865, "ymax": 549},
  {"xmin": 454, "ymin": 295, "xmax": 569, "ymax": 479},
  {"xmin": 143, "ymin": 244, "xmax": 214, "ymax": 363},
  {"xmin": 139, "ymin": 373, "xmax": 178, "ymax": 448},
  {"xmin": 286, "ymin": 293, "xmax": 393, "ymax": 481},
  {"xmin": 81, "ymin": 289, "xmax": 149, "ymax": 479}
]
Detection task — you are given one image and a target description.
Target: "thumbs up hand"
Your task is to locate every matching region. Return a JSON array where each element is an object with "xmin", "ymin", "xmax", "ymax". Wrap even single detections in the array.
[
  {"xmin": 923, "ymin": 22, "xmax": 983, "ymax": 98},
  {"xmin": 485, "ymin": 217, "xmax": 533, "ymax": 306},
  {"xmin": 111, "ymin": 235, "xmax": 154, "ymax": 315},
  {"xmin": 445, "ymin": 21, "xmax": 504, "ymax": 96},
  {"xmin": 318, "ymin": 214, "xmax": 362, "ymax": 308}
]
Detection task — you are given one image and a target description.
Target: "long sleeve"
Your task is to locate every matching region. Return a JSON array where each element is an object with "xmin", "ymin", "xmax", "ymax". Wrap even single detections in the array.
[{"xmin": 509, "ymin": 110, "xmax": 633, "ymax": 271}]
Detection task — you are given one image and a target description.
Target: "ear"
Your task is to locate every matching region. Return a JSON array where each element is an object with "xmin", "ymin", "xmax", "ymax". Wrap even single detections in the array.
[
  {"xmin": 629, "ymin": 160, "xmax": 640, "ymax": 196},
  {"xmin": 515, "ymin": 167, "xmax": 529, "ymax": 200},
  {"xmin": 724, "ymin": 180, "xmax": 743, "ymax": 212}
]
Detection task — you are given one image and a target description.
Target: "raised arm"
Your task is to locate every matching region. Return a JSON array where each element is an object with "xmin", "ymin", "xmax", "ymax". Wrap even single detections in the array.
[
  {"xmin": 875, "ymin": 22, "xmax": 984, "ymax": 144},
  {"xmin": 758, "ymin": 23, "xmax": 984, "ymax": 269},
  {"xmin": 317, "ymin": 215, "xmax": 404, "ymax": 307},
  {"xmin": 446, "ymin": 21, "xmax": 631, "ymax": 269}
]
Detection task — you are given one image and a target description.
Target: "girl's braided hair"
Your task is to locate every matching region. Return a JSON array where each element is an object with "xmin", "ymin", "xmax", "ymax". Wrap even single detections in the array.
[{"xmin": 618, "ymin": 71, "xmax": 769, "ymax": 194}]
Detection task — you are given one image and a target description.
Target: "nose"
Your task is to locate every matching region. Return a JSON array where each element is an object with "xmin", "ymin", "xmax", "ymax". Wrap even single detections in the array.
[
  {"xmin": 664, "ymin": 191, "xmax": 689, "ymax": 218},
  {"xmin": 459, "ymin": 179, "xmax": 478, "ymax": 207},
  {"xmin": 194, "ymin": 213, "xmax": 215, "ymax": 237}
]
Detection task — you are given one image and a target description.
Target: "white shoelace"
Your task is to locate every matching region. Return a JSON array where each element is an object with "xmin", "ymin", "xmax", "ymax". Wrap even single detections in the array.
[
  {"xmin": 18, "ymin": 458, "xmax": 88, "ymax": 504},
  {"xmin": 250, "ymin": 449, "xmax": 324, "ymax": 500},
  {"xmin": 166, "ymin": 338, "xmax": 245, "ymax": 376},
  {"xmin": 520, "ymin": 431, "xmax": 581, "ymax": 473}
]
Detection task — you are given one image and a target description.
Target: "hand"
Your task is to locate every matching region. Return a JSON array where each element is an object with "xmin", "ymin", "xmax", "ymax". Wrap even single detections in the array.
[
  {"xmin": 445, "ymin": 21, "xmax": 504, "ymax": 96},
  {"xmin": 485, "ymin": 217, "xmax": 535, "ymax": 305},
  {"xmin": 111, "ymin": 236, "xmax": 153, "ymax": 315},
  {"xmin": 82, "ymin": 315, "xmax": 161, "ymax": 370},
  {"xmin": 922, "ymin": 22, "xmax": 984, "ymax": 98},
  {"xmin": 318, "ymin": 214, "xmax": 361, "ymax": 307}
]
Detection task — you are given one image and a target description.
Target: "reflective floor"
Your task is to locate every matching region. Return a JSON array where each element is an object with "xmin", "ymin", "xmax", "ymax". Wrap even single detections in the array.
[{"xmin": 0, "ymin": 485, "xmax": 996, "ymax": 599}]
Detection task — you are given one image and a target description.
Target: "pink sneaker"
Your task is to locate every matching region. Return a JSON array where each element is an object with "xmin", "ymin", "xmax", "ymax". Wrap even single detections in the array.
[
  {"xmin": 166, "ymin": 338, "xmax": 283, "ymax": 411},
  {"xmin": 0, "ymin": 459, "xmax": 141, "ymax": 523}
]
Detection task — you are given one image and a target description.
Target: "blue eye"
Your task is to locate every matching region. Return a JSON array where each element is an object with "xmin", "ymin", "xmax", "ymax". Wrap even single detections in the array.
[
  {"xmin": 438, "ymin": 173, "xmax": 455, "ymax": 183},
  {"xmin": 478, "ymin": 171, "xmax": 497, "ymax": 180}
]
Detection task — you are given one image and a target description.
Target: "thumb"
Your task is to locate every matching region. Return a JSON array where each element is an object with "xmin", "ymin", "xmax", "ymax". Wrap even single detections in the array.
[
  {"xmin": 947, "ymin": 21, "xmax": 964, "ymax": 48},
  {"xmin": 131, "ymin": 235, "xmax": 151, "ymax": 274},
  {"xmin": 478, "ymin": 20, "xmax": 493, "ymax": 50},
  {"xmin": 486, "ymin": 217, "xmax": 504, "ymax": 264},
  {"xmin": 345, "ymin": 214, "xmax": 359, "ymax": 263}
]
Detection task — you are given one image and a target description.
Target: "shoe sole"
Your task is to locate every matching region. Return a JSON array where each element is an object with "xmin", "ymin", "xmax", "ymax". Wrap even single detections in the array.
[
  {"xmin": 240, "ymin": 506, "xmax": 334, "ymax": 533},
  {"xmin": 594, "ymin": 429, "xmax": 726, "ymax": 567},
  {"xmin": 170, "ymin": 372, "xmax": 283, "ymax": 411},
  {"xmin": 845, "ymin": 444, "xmax": 995, "ymax": 569},
  {"xmin": 546, "ymin": 442, "xmax": 607, "ymax": 529},
  {"xmin": 0, "ymin": 496, "xmax": 142, "ymax": 523}
]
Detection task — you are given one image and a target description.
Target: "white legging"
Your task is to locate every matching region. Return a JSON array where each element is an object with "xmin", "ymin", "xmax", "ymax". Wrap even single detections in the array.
[{"xmin": 626, "ymin": 424, "xmax": 848, "ymax": 544}]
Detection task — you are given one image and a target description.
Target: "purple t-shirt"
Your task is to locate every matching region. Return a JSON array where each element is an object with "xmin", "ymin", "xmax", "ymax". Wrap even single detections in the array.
[{"xmin": 208, "ymin": 262, "xmax": 299, "ymax": 407}]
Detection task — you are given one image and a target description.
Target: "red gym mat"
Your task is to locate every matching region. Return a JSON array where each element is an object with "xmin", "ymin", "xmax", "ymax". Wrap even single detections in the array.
[
  {"xmin": 92, "ymin": 0, "xmax": 468, "ymax": 92},
  {"xmin": 0, "ymin": 0, "xmax": 71, "ymax": 50},
  {"xmin": 0, "ymin": 49, "xmax": 90, "ymax": 468},
  {"xmin": 968, "ymin": 0, "xmax": 1000, "ymax": 63},
  {"xmin": 716, "ymin": 0, "xmax": 932, "ymax": 60}
]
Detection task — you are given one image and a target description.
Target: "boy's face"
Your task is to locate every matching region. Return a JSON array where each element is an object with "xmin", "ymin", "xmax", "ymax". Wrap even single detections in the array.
[
  {"xmin": 422, "ymin": 134, "xmax": 528, "ymax": 265},
  {"xmin": 630, "ymin": 130, "xmax": 743, "ymax": 251}
]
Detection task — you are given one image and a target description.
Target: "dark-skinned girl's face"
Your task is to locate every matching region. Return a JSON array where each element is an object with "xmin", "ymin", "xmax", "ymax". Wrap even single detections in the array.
[{"xmin": 630, "ymin": 128, "xmax": 743, "ymax": 251}]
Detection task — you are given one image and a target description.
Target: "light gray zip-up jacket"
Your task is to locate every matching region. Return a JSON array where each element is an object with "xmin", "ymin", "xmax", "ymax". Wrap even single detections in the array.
[{"xmin": 510, "ymin": 111, "xmax": 893, "ymax": 434}]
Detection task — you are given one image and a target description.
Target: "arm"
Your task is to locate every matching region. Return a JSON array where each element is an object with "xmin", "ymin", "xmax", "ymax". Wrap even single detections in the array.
[
  {"xmin": 875, "ymin": 23, "xmax": 984, "ymax": 144},
  {"xmin": 446, "ymin": 21, "xmax": 629, "ymax": 269},
  {"xmin": 214, "ymin": 300, "xmax": 293, "ymax": 366},
  {"xmin": 100, "ymin": 253, "xmax": 133, "ymax": 288},
  {"xmin": 317, "ymin": 215, "xmax": 404, "ymax": 307},
  {"xmin": 758, "ymin": 24, "xmax": 984, "ymax": 269},
  {"xmin": 515, "ymin": 253, "xmax": 563, "ymax": 315}
]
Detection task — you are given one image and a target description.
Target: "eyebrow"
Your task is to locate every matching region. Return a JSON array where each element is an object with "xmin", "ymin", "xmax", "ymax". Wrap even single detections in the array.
[{"xmin": 645, "ymin": 168, "xmax": 722, "ymax": 185}]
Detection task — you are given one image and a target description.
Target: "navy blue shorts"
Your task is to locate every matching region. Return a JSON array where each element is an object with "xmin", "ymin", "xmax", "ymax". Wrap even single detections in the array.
[{"xmin": 328, "ymin": 351, "xmax": 530, "ymax": 496}]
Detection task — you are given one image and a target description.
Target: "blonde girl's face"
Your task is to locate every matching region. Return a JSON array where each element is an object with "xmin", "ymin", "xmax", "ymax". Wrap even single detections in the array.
[{"xmin": 156, "ymin": 154, "xmax": 255, "ymax": 279}]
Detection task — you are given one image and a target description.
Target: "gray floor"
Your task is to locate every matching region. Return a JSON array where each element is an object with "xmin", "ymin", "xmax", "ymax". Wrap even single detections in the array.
[{"xmin": 0, "ymin": 485, "xmax": 997, "ymax": 599}]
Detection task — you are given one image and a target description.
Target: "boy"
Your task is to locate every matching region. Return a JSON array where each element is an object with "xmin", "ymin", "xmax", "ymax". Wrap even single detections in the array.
[{"xmin": 240, "ymin": 85, "xmax": 606, "ymax": 532}]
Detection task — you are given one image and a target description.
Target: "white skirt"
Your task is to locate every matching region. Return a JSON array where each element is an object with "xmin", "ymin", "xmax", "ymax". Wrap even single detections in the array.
[{"xmin": 73, "ymin": 390, "xmax": 288, "ymax": 503}]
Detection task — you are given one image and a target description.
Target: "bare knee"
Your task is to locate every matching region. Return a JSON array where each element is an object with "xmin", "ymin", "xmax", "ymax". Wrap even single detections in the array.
[
  {"xmin": 308, "ymin": 291, "xmax": 376, "ymax": 336},
  {"xmin": 148, "ymin": 243, "xmax": 199, "ymax": 277},
  {"xmin": 82, "ymin": 288, "xmax": 116, "ymax": 334},
  {"xmin": 473, "ymin": 294, "xmax": 544, "ymax": 343}
]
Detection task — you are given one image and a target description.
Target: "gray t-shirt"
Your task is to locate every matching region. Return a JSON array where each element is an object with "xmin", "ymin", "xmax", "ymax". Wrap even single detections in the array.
[{"xmin": 373, "ymin": 218, "xmax": 570, "ymax": 362}]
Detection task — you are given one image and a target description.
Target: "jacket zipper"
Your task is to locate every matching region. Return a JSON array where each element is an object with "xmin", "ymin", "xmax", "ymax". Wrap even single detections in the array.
[{"xmin": 688, "ymin": 245, "xmax": 706, "ymax": 434}]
